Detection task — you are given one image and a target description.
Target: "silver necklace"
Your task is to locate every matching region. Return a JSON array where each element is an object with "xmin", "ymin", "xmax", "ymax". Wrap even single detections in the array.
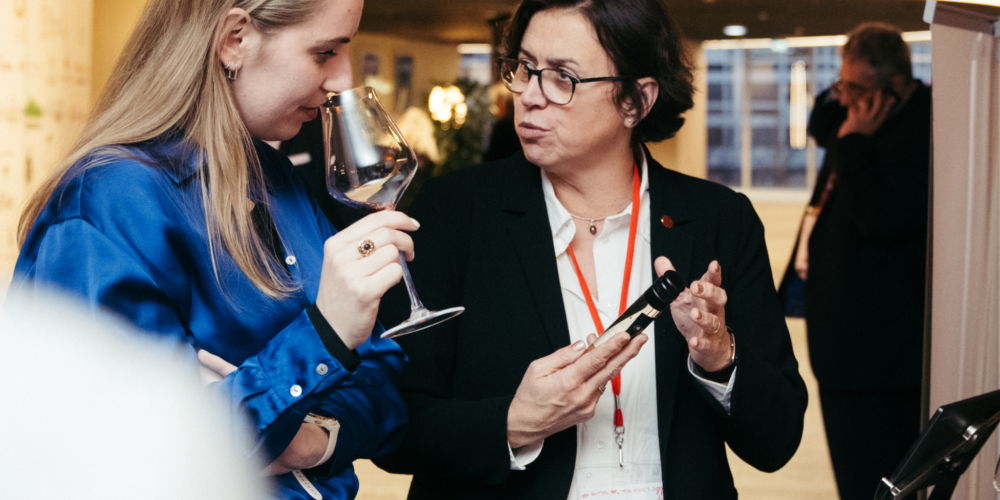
[{"xmin": 567, "ymin": 213, "xmax": 606, "ymax": 235}]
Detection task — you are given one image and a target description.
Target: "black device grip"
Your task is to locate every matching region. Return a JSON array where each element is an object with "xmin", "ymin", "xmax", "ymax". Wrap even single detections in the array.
[{"xmin": 644, "ymin": 270, "xmax": 685, "ymax": 310}]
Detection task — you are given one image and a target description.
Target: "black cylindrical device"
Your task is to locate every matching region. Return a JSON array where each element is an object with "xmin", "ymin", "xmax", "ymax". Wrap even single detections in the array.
[{"xmin": 588, "ymin": 270, "xmax": 685, "ymax": 349}]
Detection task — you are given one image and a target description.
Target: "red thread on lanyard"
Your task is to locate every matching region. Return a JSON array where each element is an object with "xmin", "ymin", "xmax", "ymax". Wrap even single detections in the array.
[{"xmin": 565, "ymin": 163, "xmax": 640, "ymax": 445}]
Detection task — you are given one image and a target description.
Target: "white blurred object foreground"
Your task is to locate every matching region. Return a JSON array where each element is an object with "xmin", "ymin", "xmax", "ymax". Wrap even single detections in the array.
[{"xmin": 0, "ymin": 289, "xmax": 271, "ymax": 500}]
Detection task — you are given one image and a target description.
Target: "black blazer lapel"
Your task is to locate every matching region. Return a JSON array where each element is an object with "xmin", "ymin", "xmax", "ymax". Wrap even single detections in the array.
[
  {"xmin": 647, "ymin": 156, "xmax": 696, "ymax": 462},
  {"xmin": 501, "ymin": 156, "xmax": 573, "ymax": 353}
]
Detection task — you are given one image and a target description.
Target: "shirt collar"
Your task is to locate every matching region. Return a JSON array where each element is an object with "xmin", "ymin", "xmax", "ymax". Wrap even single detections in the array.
[
  {"xmin": 135, "ymin": 133, "xmax": 204, "ymax": 185},
  {"xmin": 541, "ymin": 154, "xmax": 651, "ymax": 256}
]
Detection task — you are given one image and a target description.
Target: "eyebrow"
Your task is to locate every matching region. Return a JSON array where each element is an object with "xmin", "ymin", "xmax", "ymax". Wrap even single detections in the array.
[
  {"xmin": 314, "ymin": 37, "xmax": 352, "ymax": 47},
  {"xmin": 519, "ymin": 48, "xmax": 580, "ymax": 70}
]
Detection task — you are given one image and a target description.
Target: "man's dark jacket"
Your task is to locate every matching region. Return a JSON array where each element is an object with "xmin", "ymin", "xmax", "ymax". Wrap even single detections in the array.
[
  {"xmin": 805, "ymin": 83, "xmax": 931, "ymax": 390},
  {"xmin": 374, "ymin": 152, "xmax": 808, "ymax": 499}
]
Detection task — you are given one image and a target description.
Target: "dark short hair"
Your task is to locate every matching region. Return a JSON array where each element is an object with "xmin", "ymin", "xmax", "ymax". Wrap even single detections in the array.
[
  {"xmin": 502, "ymin": 0, "xmax": 695, "ymax": 143},
  {"xmin": 842, "ymin": 22, "xmax": 913, "ymax": 86}
]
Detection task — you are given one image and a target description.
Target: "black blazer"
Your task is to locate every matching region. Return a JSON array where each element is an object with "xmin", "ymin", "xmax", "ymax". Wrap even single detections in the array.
[
  {"xmin": 804, "ymin": 83, "xmax": 931, "ymax": 391},
  {"xmin": 375, "ymin": 153, "xmax": 808, "ymax": 499}
]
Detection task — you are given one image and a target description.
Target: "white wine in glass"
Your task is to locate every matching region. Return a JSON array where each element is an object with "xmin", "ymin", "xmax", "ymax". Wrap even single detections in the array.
[{"xmin": 320, "ymin": 86, "xmax": 463, "ymax": 339}]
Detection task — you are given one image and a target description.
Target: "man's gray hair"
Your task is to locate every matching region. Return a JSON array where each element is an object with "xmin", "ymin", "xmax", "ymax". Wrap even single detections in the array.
[{"xmin": 842, "ymin": 22, "xmax": 913, "ymax": 87}]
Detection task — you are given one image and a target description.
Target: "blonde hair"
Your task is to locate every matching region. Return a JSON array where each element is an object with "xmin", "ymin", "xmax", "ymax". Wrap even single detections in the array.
[{"xmin": 18, "ymin": 0, "xmax": 325, "ymax": 299}]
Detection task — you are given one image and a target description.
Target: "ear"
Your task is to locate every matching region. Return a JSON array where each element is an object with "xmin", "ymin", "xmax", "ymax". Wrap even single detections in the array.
[
  {"xmin": 624, "ymin": 77, "xmax": 659, "ymax": 127},
  {"xmin": 216, "ymin": 8, "xmax": 256, "ymax": 70}
]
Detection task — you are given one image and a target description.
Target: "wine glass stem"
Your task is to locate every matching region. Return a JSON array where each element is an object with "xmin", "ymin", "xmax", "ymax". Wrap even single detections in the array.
[{"xmin": 398, "ymin": 252, "xmax": 426, "ymax": 313}]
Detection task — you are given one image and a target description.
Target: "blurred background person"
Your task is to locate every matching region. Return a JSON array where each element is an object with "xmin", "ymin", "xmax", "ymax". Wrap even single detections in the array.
[
  {"xmin": 0, "ymin": 288, "xmax": 269, "ymax": 500},
  {"xmin": 797, "ymin": 22, "xmax": 930, "ymax": 500},
  {"xmin": 483, "ymin": 81, "xmax": 524, "ymax": 162},
  {"xmin": 6, "ymin": 0, "xmax": 416, "ymax": 498},
  {"xmin": 374, "ymin": 0, "xmax": 807, "ymax": 498}
]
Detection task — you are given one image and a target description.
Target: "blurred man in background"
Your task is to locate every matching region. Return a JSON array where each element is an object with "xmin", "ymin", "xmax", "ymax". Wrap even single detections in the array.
[{"xmin": 799, "ymin": 22, "xmax": 930, "ymax": 500}]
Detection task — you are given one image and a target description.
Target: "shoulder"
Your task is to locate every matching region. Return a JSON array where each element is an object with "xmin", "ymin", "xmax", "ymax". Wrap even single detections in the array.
[
  {"xmin": 413, "ymin": 154, "xmax": 533, "ymax": 213},
  {"xmin": 649, "ymin": 159, "xmax": 753, "ymax": 215},
  {"xmin": 38, "ymin": 143, "xmax": 192, "ymax": 237}
]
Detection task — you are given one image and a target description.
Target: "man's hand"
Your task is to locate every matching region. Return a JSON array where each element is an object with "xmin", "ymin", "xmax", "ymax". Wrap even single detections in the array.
[{"xmin": 838, "ymin": 90, "xmax": 896, "ymax": 138}]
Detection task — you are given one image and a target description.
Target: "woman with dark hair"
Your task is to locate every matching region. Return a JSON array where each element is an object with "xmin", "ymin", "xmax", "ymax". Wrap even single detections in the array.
[{"xmin": 374, "ymin": 0, "xmax": 807, "ymax": 498}]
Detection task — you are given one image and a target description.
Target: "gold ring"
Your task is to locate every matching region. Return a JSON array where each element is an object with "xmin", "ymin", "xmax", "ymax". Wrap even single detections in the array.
[
  {"xmin": 597, "ymin": 384, "xmax": 606, "ymax": 395},
  {"xmin": 358, "ymin": 239, "xmax": 376, "ymax": 258},
  {"xmin": 710, "ymin": 319, "xmax": 722, "ymax": 334}
]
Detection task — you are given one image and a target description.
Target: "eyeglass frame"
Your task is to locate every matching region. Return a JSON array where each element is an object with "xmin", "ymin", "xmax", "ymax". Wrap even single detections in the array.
[
  {"xmin": 831, "ymin": 79, "xmax": 902, "ymax": 102},
  {"xmin": 499, "ymin": 57, "xmax": 630, "ymax": 105}
]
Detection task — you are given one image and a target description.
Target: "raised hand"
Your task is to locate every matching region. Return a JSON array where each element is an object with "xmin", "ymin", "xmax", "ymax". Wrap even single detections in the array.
[
  {"xmin": 315, "ymin": 211, "xmax": 419, "ymax": 350},
  {"xmin": 655, "ymin": 257, "xmax": 733, "ymax": 372},
  {"xmin": 838, "ymin": 89, "xmax": 897, "ymax": 138}
]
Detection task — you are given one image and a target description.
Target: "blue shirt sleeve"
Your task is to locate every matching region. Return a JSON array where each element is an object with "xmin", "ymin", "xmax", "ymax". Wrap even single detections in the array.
[{"xmin": 20, "ymin": 214, "xmax": 406, "ymax": 471}]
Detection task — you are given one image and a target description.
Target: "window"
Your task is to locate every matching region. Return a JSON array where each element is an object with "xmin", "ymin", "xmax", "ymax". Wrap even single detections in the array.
[{"xmin": 704, "ymin": 35, "xmax": 932, "ymax": 191}]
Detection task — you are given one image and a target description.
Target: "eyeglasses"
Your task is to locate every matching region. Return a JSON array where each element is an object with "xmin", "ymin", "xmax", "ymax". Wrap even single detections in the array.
[
  {"xmin": 831, "ymin": 80, "xmax": 901, "ymax": 102},
  {"xmin": 499, "ymin": 57, "xmax": 628, "ymax": 106}
]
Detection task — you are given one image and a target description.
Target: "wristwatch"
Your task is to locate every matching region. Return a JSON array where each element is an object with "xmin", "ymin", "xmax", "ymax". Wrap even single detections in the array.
[{"xmin": 304, "ymin": 413, "xmax": 340, "ymax": 468}]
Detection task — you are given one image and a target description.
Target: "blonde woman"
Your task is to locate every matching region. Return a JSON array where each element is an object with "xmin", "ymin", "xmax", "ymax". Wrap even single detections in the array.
[{"xmin": 7, "ymin": 0, "xmax": 413, "ymax": 498}]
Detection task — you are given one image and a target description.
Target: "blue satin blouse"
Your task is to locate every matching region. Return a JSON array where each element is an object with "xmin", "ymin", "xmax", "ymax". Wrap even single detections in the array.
[{"xmin": 8, "ymin": 135, "xmax": 407, "ymax": 499}]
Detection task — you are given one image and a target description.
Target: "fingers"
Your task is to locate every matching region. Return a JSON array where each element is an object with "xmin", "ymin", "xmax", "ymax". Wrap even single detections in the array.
[
  {"xmin": 565, "ymin": 332, "xmax": 633, "ymax": 385},
  {"xmin": 689, "ymin": 308, "xmax": 724, "ymax": 337},
  {"xmin": 333, "ymin": 211, "xmax": 419, "ymax": 242},
  {"xmin": 689, "ymin": 279, "xmax": 727, "ymax": 311},
  {"xmin": 695, "ymin": 260, "xmax": 721, "ymax": 287},
  {"xmin": 531, "ymin": 338, "xmax": 591, "ymax": 375},
  {"xmin": 654, "ymin": 256, "xmax": 674, "ymax": 277},
  {"xmin": 198, "ymin": 349, "xmax": 238, "ymax": 377},
  {"xmin": 584, "ymin": 333, "xmax": 648, "ymax": 389}
]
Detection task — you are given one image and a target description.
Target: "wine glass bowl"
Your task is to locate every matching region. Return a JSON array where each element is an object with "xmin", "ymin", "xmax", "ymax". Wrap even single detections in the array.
[
  {"xmin": 322, "ymin": 87, "xmax": 416, "ymax": 212},
  {"xmin": 320, "ymin": 87, "xmax": 464, "ymax": 339}
]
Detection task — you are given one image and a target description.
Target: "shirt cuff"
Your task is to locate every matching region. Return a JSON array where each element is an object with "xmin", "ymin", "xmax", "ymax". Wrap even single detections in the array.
[
  {"xmin": 687, "ymin": 355, "xmax": 736, "ymax": 414},
  {"xmin": 507, "ymin": 440, "xmax": 544, "ymax": 470},
  {"xmin": 307, "ymin": 303, "xmax": 361, "ymax": 372}
]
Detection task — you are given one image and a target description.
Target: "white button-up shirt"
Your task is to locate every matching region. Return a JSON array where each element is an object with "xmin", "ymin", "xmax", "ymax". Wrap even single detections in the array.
[{"xmin": 508, "ymin": 158, "xmax": 736, "ymax": 499}]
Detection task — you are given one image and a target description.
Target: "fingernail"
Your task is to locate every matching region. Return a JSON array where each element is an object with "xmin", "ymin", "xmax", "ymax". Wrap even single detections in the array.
[
  {"xmin": 573, "ymin": 340, "xmax": 586, "ymax": 351},
  {"xmin": 694, "ymin": 310, "xmax": 702, "ymax": 320},
  {"xmin": 693, "ymin": 282, "xmax": 703, "ymax": 294},
  {"xmin": 410, "ymin": 218, "xmax": 420, "ymax": 229}
]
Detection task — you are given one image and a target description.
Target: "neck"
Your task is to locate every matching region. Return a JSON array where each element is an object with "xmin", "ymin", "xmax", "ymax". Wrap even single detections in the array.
[{"xmin": 546, "ymin": 147, "xmax": 636, "ymax": 219}]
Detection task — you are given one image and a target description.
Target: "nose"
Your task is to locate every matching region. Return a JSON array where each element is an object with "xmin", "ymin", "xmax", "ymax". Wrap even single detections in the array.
[
  {"xmin": 518, "ymin": 72, "xmax": 548, "ymax": 109},
  {"xmin": 322, "ymin": 54, "xmax": 354, "ymax": 94}
]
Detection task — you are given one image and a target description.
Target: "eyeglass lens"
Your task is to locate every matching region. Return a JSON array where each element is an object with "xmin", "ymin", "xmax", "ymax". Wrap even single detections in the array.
[{"xmin": 503, "ymin": 60, "xmax": 575, "ymax": 105}]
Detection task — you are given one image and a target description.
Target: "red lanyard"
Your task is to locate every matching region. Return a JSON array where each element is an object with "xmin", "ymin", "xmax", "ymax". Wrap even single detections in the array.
[{"xmin": 565, "ymin": 163, "xmax": 640, "ymax": 464}]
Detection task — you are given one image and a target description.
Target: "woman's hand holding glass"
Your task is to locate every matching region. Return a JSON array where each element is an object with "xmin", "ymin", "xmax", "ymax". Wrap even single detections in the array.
[
  {"xmin": 316, "ymin": 211, "xmax": 418, "ymax": 351},
  {"xmin": 506, "ymin": 331, "xmax": 647, "ymax": 449},
  {"xmin": 656, "ymin": 257, "xmax": 733, "ymax": 373}
]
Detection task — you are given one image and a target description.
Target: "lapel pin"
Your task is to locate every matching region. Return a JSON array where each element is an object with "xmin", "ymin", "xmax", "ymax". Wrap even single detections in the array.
[{"xmin": 661, "ymin": 215, "xmax": 674, "ymax": 228}]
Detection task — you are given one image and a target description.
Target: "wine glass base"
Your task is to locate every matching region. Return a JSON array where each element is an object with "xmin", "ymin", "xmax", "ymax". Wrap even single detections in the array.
[{"xmin": 380, "ymin": 306, "xmax": 465, "ymax": 339}]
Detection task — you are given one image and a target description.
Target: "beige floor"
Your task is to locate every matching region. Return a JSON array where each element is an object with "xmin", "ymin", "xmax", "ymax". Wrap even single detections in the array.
[{"xmin": 352, "ymin": 199, "xmax": 841, "ymax": 500}]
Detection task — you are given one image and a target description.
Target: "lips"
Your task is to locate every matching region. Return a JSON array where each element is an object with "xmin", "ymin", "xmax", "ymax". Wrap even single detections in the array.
[{"xmin": 517, "ymin": 121, "xmax": 548, "ymax": 140}]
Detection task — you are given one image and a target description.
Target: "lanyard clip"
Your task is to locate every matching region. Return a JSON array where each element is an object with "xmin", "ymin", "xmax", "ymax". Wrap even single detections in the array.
[{"xmin": 615, "ymin": 426, "xmax": 625, "ymax": 468}]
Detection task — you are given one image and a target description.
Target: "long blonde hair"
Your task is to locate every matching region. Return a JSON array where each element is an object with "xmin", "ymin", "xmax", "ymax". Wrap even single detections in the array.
[{"xmin": 18, "ymin": 0, "xmax": 325, "ymax": 299}]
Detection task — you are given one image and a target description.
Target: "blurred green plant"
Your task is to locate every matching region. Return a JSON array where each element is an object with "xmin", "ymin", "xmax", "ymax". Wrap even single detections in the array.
[{"xmin": 429, "ymin": 78, "xmax": 491, "ymax": 177}]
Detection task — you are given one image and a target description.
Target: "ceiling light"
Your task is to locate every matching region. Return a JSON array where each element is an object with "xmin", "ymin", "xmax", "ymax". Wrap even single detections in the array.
[
  {"xmin": 723, "ymin": 25, "xmax": 748, "ymax": 37},
  {"xmin": 943, "ymin": 0, "xmax": 1000, "ymax": 6},
  {"xmin": 457, "ymin": 43, "xmax": 492, "ymax": 54}
]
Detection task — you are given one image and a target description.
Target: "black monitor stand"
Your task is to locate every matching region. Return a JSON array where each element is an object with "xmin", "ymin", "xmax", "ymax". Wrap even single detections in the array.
[{"xmin": 875, "ymin": 389, "xmax": 1000, "ymax": 499}]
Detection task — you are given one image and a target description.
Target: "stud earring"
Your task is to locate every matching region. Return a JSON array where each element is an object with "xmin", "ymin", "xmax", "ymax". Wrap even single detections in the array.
[{"xmin": 626, "ymin": 117, "xmax": 633, "ymax": 124}]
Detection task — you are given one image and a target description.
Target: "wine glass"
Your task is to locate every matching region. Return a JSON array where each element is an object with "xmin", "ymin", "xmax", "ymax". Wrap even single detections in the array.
[{"xmin": 320, "ymin": 86, "xmax": 464, "ymax": 339}]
